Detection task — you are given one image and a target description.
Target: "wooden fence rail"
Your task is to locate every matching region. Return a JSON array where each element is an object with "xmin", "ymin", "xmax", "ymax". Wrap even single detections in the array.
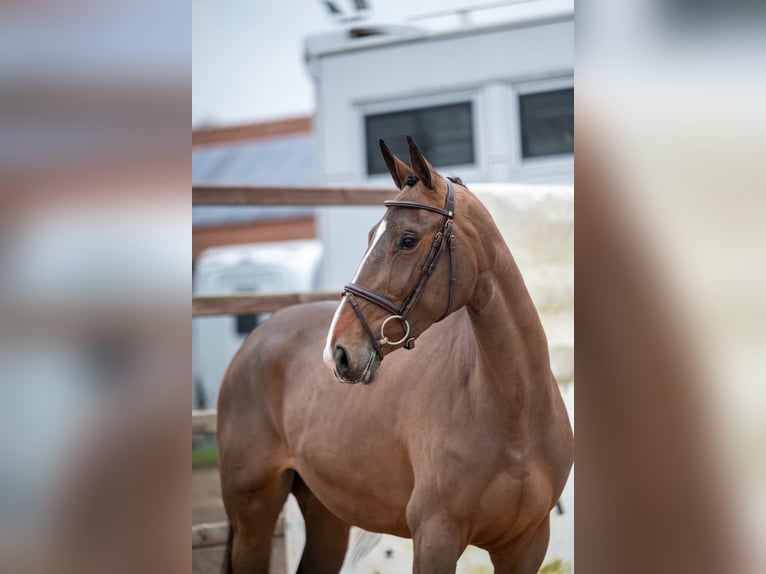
[
  {"xmin": 192, "ymin": 409, "xmax": 217, "ymax": 434},
  {"xmin": 193, "ymin": 185, "xmax": 394, "ymax": 206},
  {"xmin": 193, "ymin": 292, "xmax": 339, "ymax": 317},
  {"xmin": 192, "ymin": 515, "xmax": 285, "ymax": 550},
  {"xmin": 192, "ymin": 521, "xmax": 230, "ymax": 549}
]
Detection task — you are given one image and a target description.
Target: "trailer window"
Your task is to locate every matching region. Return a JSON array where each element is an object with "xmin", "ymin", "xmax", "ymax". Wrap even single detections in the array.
[
  {"xmin": 365, "ymin": 102, "xmax": 474, "ymax": 175},
  {"xmin": 519, "ymin": 88, "xmax": 574, "ymax": 159},
  {"xmin": 236, "ymin": 313, "xmax": 269, "ymax": 335}
]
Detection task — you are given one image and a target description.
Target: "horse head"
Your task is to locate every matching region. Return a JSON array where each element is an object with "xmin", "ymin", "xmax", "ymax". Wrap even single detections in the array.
[{"xmin": 323, "ymin": 136, "xmax": 479, "ymax": 384}]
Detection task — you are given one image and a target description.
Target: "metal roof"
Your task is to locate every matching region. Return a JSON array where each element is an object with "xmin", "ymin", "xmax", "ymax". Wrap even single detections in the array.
[{"xmin": 192, "ymin": 133, "xmax": 316, "ymax": 228}]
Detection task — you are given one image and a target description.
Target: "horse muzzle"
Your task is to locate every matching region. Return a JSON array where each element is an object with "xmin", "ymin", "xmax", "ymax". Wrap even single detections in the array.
[{"xmin": 328, "ymin": 343, "xmax": 379, "ymax": 385}]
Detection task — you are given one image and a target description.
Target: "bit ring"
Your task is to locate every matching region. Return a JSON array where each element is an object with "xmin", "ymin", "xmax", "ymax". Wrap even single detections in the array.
[{"xmin": 378, "ymin": 315, "xmax": 411, "ymax": 346}]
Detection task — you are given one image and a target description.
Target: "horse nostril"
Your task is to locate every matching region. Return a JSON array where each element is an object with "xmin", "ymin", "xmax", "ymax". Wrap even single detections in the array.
[{"xmin": 333, "ymin": 345, "xmax": 350, "ymax": 377}]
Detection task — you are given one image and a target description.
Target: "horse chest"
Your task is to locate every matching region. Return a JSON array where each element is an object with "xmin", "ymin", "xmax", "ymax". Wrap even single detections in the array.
[{"xmin": 407, "ymin": 419, "xmax": 543, "ymax": 535}]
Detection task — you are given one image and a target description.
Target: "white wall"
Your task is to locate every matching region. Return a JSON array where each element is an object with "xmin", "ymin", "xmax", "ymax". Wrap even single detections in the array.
[{"xmin": 312, "ymin": 19, "xmax": 573, "ymax": 185}]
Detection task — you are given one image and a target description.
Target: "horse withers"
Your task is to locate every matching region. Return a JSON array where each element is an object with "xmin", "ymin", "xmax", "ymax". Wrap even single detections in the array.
[{"xmin": 217, "ymin": 137, "xmax": 573, "ymax": 573}]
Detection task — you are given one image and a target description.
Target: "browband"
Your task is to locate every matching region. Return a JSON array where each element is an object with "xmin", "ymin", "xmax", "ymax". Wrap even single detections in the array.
[{"xmin": 382, "ymin": 200, "xmax": 454, "ymax": 218}]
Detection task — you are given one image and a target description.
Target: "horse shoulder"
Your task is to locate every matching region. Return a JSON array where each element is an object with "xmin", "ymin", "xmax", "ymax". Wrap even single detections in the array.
[{"xmin": 217, "ymin": 302, "xmax": 336, "ymax": 478}]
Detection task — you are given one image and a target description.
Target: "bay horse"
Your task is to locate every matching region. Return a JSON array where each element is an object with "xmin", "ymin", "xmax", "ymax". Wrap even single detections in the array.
[{"xmin": 217, "ymin": 137, "xmax": 573, "ymax": 573}]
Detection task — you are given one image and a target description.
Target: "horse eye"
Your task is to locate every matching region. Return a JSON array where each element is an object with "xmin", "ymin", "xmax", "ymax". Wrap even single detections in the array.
[{"xmin": 399, "ymin": 235, "xmax": 419, "ymax": 250}]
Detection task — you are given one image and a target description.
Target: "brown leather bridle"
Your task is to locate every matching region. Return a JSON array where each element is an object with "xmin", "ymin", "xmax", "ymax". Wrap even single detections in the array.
[{"xmin": 343, "ymin": 177, "xmax": 457, "ymax": 360}]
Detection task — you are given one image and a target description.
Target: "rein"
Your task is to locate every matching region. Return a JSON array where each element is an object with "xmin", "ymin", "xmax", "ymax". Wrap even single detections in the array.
[{"xmin": 343, "ymin": 177, "xmax": 457, "ymax": 360}]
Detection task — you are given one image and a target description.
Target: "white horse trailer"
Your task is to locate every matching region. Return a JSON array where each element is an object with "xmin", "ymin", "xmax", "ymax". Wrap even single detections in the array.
[
  {"xmin": 192, "ymin": 240, "xmax": 322, "ymax": 410},
  {"xmin": 304, "ymin": 0, "xmax": 574, "ymax": 291}
]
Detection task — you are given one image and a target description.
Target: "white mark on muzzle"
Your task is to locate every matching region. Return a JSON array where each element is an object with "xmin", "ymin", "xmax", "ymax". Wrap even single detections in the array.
[
  {"xmin": 323, "ymin": 218, "xmax": 387, "ymax": 371},
  {"xmin": 323, "ymin": 296, "xmax": 347, "ymax": 370}
]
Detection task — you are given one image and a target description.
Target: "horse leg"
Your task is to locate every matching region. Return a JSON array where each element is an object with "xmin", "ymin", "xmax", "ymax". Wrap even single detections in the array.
[
  {"xmin": 292, "ymin": 473, "xmax": 350, "ymax": 574},
  {"xmin": 407, "ymin": 504, "xmax": 467, "ymax": 574},
  {"xmin": 489, "ymin": 516, "xmax": 550, "ymax": 574},
  {"xmin": 224, "ymin": 468, "xmax": 293, "ymax": 574}
]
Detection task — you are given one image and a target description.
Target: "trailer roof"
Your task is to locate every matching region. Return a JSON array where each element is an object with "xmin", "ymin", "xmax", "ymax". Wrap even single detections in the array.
[{"xmin": 305, "ymin": 0, "xmax": 574, "ymax": 60}]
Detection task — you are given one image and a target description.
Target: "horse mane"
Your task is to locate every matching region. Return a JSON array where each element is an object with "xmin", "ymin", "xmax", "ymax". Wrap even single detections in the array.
[{"xmin": 447, "ymin": 176, "xmax": 464, "ymax": 186}]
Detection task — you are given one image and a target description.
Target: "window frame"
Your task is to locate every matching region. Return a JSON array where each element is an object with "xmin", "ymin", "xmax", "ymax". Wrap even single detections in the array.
[
  {"xmin": 357, "ymin": 89, "xmax": 484, "ymax": 185},
  {"xmin": 508, "ymin": 76, "xmax": 574, "ymax": 181}
]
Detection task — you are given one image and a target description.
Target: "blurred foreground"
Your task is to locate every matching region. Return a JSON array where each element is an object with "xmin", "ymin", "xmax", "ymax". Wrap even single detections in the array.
[
  {"xmin": 0, "ymin": 2, "xmax": 190, "ymax": 574},
  {"xmin": 577, "ymin": 1, "xmax": 766, "ymax": 573}
]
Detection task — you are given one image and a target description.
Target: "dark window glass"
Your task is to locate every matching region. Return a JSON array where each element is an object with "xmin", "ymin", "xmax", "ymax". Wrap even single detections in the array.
[
  {"xmin": 365, "ymin": 102, "xmax": 474, "ymax": 175},
  {"xmin": 236, "ymin": 314, "xmax": 268, "ymax": 335},
  {"xmin": 519, "ymin": 88, "xmax": 574, "ymax": 158},
  {"xmin": 663, "ymin": 0, "xmax": 766, "ymax": 28}
]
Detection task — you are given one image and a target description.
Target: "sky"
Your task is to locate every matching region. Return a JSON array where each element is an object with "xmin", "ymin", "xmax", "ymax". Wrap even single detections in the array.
[{"xmin": 192, "ymin": 0, "xmax": 493, "ymax": 127}]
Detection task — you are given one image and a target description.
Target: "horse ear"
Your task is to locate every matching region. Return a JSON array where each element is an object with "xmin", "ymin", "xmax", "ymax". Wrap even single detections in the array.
[
  {"xmin": 379, "ymin": 139, "xmax": 413, "ymax": 189},
  {"xmin": 406, "ymin": 135, "xmax": 433, "ymax": 190}
]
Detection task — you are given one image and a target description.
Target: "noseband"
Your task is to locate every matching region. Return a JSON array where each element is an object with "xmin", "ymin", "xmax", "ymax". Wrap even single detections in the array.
[{"xmin": 343, "ymin": 177, "xmax": 457, "ymax": 360}]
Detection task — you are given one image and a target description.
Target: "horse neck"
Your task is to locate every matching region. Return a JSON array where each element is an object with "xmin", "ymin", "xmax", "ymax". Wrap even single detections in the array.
[{"xmin": 466, "ymin": 224, "xmax": 554, "ymax": 408}]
